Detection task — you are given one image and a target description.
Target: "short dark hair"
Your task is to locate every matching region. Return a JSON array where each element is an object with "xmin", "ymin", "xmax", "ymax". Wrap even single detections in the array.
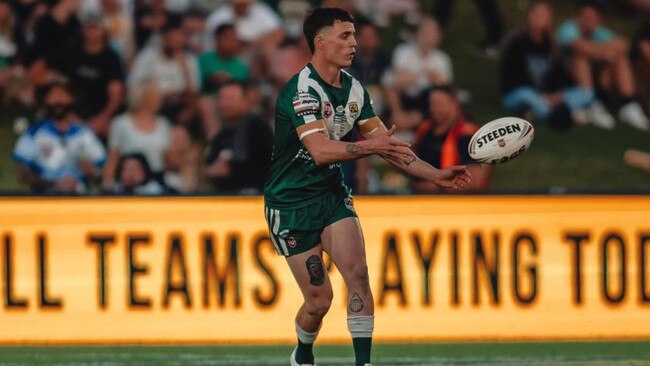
[
  {"xmin": 303, "ymin": 7, "xmax": 354, "ymax": 54},
  {"xmin": 214, "ymin": 23, "xmax": 235, "ymax": 38},
  {"xmin": 577, "ymin": 0, "xmax": 604, "ymax": 13}
]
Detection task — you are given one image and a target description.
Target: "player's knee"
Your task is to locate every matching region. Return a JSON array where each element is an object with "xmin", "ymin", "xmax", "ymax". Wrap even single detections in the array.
[
  {"xmin": 305, "ymin": 293, "xmax": 332, "ymax": 318},
  {"xmin": 347, "ymin": 262, "xmax": 370, "ymax": 288}
]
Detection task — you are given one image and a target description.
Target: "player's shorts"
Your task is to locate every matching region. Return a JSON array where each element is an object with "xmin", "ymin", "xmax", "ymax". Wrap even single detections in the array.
[{"xmin": 264, "ymin": 193, "xmax": 357, "ymax": 257}]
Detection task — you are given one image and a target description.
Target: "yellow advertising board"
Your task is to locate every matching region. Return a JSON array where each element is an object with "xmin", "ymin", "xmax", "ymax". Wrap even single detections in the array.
[{"xmin": 0, "ymin": 196, "xmax": 649, "ymax": 344}]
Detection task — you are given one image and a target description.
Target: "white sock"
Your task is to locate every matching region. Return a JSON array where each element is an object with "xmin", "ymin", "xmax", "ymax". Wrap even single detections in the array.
[
  {"xmin": 347, "ymin": 315, "xmax": 374, "ymax": 338},
  {"xmin": 295, "ymin": 323, "xmax": 319, "ymax": 344}
]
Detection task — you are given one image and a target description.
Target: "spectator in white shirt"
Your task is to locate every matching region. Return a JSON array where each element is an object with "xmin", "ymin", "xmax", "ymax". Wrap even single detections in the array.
[
  {"xmin": 129, "ymin": 18, "xmax": 200, "ymax": 128},
  {"xmin": 385, "ymin": 16, "xmax": 453, "ymax": 132},
  {"xmin": 103, "ymin": 80, "xmax": 199, "ymax": 194}
]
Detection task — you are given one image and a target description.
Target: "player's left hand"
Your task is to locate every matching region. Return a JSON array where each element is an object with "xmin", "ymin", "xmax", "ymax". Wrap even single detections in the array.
[{"xmin": 433, "ymin": 165, "xmax": 472, "ymax": 190}]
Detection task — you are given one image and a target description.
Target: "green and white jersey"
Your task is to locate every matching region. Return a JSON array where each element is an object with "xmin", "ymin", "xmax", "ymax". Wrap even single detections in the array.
[{"xmin": 264, "ymin": 63, "xmax": 376, "ymax": 209}]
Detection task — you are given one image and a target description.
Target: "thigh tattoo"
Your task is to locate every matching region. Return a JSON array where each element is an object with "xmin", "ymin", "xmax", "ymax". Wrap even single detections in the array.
[
  {"xmin": 349, "ymin": 292, "xmax": 364, "ymax": 313},
  {"xmin": 306, "ymin": 255, "xmax": 325, "ymax": 286}
]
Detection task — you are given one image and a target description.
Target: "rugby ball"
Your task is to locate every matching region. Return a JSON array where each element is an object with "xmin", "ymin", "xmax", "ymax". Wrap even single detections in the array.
[{"xmin": 468, "ymin": 117, "xmax": 534, "ymax": 164}]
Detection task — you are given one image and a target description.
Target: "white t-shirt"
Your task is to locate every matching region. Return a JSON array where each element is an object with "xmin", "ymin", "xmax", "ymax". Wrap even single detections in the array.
[
  {"xmin": 390, "ymin": 42, "xmax": 453, "ymax": 96},
  {"xmin": 129, "ymin": 48, "xmax": 200, "ymax": 95},
  {"xmin": 108, "ymin": 113, "xmax": 171, "ymax": 172},
  {"xmin": 205, "ymin": 1, "xmax": 281, "ymax": 43}
]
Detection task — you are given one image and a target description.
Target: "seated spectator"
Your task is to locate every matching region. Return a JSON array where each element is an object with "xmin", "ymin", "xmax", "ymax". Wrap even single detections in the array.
[
  {"xmin": 130, "ymin": 18, "xmax": 200, "ymax": 130},
  {"xmin": 348, "ymin": 18, "xmax": 390, "ymax": 116},
  {"xmin": 103, "ymin": 80, "xmax": 198, "ymax": 194},
  {"xmin": 112, "ymin": 153, "xmax": 167, "ymax": 195},
  {"xmin": 205, "ymin": 0, "xmax": 284, "ymax": 65},
  {"xmin": 412, "ymin": 85, "xmax": 490, "ymax": 193},
  {"xmin": 25, "ymin": 0, "xmax": 81, "ymax": 104},
  {"xmin": 27, "ymin": 0, "xmax": 81, "ymax": 68},
  {"xmin": 134, "ymin": 0, "xmax": 177, "ymax": 50},
  {"xmin": 12, "ymin": 82, "xmax": 106, "ymax": 194},
  {"xmin": 198, "ymin": 22, "xmax": 249, "ymax": 137},
  {"xmin": 182, "ymin": 9, "xmax": 207, "ymax": 56},
  {"xmin": 199, "ymin": 23, "xmax": 249, "ymax": 95},
  {"xmin": 556, "ymin": 0, "xmax": 649, "ymax": 130},
  {"xmin": 500, "ymin": 1, "xmax": 593, "ymax": 124},
  {"xmin": 385, "ymin": 16, "xmax": 452, "ymax": 132},
  {"xmin": 631, "ymin": 21, "xmax": 650, "ymax": 115},
  {"xmin": 205, "ymin": 81, "xmax": 272, "ymax": 194},
  {"xmin": 57, "ymin": 13, "xmax": 125, "ymax": 140}
]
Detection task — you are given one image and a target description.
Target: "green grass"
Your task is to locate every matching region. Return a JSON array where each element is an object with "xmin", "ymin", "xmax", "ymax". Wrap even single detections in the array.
[{"xmin": 1, "ymin": 342, "xmax": 650, "ymax": 365}]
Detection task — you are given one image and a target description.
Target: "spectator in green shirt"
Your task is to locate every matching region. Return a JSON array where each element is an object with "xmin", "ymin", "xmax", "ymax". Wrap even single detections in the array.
[{"xmin": 198, "ymin": 23, "xmax": 249, "ymax": 95}]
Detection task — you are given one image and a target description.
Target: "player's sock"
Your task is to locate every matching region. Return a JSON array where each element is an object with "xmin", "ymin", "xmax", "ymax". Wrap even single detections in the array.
[
  {"xmin": 295, "ymin": 323, "xmax": 319, "ymax": 364},
  {"xmin": 348, "ymin": 315, "xmax": 374, "ymax": 366}
]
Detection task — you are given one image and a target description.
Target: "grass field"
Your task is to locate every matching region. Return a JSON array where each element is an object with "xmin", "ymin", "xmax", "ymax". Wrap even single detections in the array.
[{"xmin": 1, "ymin": 342, "xmax": 650, "ymax": 365}]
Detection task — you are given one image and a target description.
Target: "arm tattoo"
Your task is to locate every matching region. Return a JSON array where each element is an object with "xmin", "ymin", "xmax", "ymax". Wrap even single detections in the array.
[
  {"xmin": 346, "ymin": 143, "xmax": 361, "ymax": 155},
  {"xmin": 306, "ymin": 255, "xmax": 325, "ymax": 286},
  {"xmin": 348, "ymin": 292, "xmax": 364, "ymax": 313}
]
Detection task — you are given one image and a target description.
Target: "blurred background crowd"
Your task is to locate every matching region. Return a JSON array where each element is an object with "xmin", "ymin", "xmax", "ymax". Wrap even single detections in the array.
[{"xmin": 1, "ymin": 0, "xmax": 649, "ymax": 195}]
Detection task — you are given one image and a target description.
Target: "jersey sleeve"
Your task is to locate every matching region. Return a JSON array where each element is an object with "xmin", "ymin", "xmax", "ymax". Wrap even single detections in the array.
[
  {"xmin": 288, "ymin": 87, "xmax": 323, "ymax": 128},
  {"xmin": 358, "ymin": 88, "xmax": 376, "ymax": 122}
]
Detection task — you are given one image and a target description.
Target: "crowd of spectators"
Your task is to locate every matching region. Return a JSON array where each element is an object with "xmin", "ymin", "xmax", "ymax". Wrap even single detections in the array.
[{"xmin": 1, "ymin": 0, "xmax": 649, "ymax": 195}]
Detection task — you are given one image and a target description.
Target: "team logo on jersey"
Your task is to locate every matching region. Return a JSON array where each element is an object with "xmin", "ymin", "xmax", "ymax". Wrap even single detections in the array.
[
  {"xmin": 344, "ymin": 196, "xmax": 355, "ymax": 211},
  {"xmin": 293, "ymin": 92, "xmax": 320, "ymax": 117},
  {"xmin": 348, "ymin": 102, "xmax": 359, "ymax": 119},
  {"xmin": 287, "ymin": 236, "xmax": 297, "ymax": 248},
  {"xmin": 323, "ymin": 101, "xmax": 333, "ymax": 119}
]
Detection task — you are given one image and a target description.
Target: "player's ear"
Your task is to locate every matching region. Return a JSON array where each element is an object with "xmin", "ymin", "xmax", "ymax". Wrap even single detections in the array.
[{"xmin": 315, "ymin": 34, "xmax": 325, "ymax": 51}]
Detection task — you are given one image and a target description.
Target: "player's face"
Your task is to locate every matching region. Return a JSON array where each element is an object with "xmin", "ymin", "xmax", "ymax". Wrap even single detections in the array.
[{"xmin": 318, "ymin": 21, "xmax": 357, "ymax": 68}]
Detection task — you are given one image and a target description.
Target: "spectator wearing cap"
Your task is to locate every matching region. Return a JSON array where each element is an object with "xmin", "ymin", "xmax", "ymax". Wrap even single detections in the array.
[
  {"xmin": 556, "ymin": 0, "xmax": 649, "ymax": 130},
  {"xmin": 412, "ymin": 85, "xmax": 490, "ymax": 193},
  {"xmin": 56, "ymin": 12, "xmax": 125, "ymax": 140},
  {"xmin": 13, "ymin": 82, "xmax": 106, "ymax": 194}
]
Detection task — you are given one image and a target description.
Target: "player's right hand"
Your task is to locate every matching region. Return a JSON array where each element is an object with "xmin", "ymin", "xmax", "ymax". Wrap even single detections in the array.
[{"xmin": 366, "ymin": 125, "xmax": 415, "ymax": 165}]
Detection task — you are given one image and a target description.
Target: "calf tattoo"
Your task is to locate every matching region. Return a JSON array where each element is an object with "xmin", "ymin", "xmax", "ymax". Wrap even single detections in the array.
[
  {"xmin": 349, "ymin": 292, "xmax": 364, "ymax": 313},
  {"xmin": 306, "ymin": 255, "xmax": 325, "ymax": 286}
]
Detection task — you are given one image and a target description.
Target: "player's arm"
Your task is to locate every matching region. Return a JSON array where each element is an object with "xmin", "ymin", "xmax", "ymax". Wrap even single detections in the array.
[
  {"xmin": 298, "ymin": 119, "xmax": 414, "ymax": 166},
  {"xmin": 362, "ymin": 117, "xmax": 471, "ymax": 190}
]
